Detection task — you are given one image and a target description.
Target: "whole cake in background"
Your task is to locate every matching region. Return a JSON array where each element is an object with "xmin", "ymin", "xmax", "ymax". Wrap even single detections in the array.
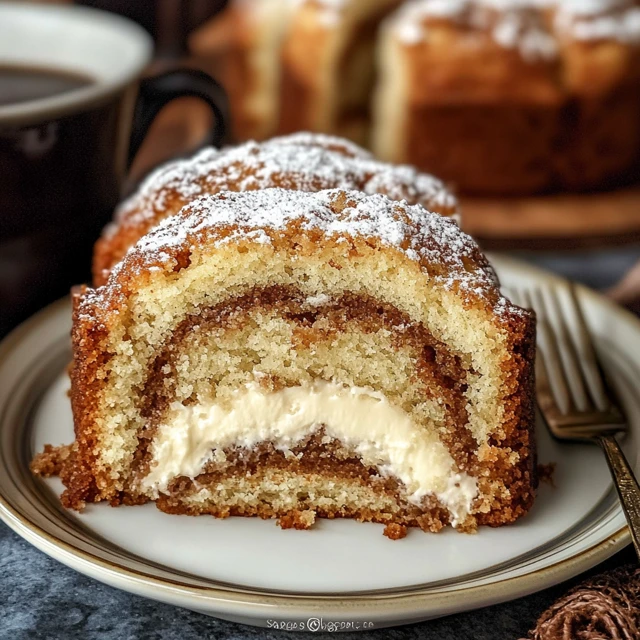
[
  {"xmin": 191, "ymin": 0, "xmax": 640, "ymax": 195},
  {"xmin": 376, "ymin": 0, "xmax": 640, "ymax": 195},
  {"xmin": 32, "ymin": 187, "xmax": 536, "ymax": 538},
  {"xmin": 93, "ymin": 131, "xmax": 459, "ymax": 285}
]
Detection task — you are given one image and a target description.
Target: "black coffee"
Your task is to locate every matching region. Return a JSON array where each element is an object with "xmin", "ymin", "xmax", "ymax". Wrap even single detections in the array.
[
  {"xmin": 0, "ymin": 96, "xmax": 121, "ymax": 337},
  {"xmin": 0, "ymin": 66, "xmax": 92, "ymax": 107}
]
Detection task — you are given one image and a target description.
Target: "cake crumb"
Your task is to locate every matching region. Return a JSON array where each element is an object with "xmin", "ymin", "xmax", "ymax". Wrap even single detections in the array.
[
  {"xmin": 538, "ymin": 462, "xmax": 556, "ymax": 487},
  {"xmin": 383, "ymin": 523, "xmax": 408, "ymax": 540},
  {"xmin": 30, "ymin": 444, "xmax": 71, "ymax": 477},
  {"xmin": 277, "ymin": 509, "xmax": 317, "ymax": 530}
]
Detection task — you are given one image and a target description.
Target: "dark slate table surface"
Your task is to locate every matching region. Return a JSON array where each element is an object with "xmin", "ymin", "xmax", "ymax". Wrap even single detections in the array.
[{"xmin": 3, "ymin": 247, "xmax": 640, "ymax": 640}]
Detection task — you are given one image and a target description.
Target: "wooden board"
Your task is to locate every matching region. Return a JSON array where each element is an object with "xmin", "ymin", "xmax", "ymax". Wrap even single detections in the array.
[{"xmin": 461, "ymin": 186, "xmax": 640, "ymax": 250}]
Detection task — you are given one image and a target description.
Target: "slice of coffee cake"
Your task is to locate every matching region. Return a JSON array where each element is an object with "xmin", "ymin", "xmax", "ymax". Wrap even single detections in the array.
[{"xmin": 33, "ymin": 188, "xmax": 536, "ymax": 537}]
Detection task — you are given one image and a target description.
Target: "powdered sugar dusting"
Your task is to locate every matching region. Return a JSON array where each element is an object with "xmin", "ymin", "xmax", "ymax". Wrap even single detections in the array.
[
  {"xmin": 561, "ymin": 5, "xmax": 640, "ymax": 43},
  {"xmin": 393, "ymin": 0, "xmax": 640, "ymax": 56},
  {"xmin": 111, "ymin": 132, "xmax": 457, "ymax": 238},
  {"xmin": 492, "ymin": 9, "xmax": 558, "ymax": 60},
  {"xmin": 113, "ymin": 189, "xmax": 500, "ymax": 310}
]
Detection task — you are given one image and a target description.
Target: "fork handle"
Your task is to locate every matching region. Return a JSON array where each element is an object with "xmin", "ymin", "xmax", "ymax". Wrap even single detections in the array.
[{"xmin": 596, "ymin": 434, "xmax": 640, "ymax": 560}]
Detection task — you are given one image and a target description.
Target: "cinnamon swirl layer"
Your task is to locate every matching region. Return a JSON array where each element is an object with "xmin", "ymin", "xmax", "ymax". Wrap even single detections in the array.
[
  {"xmin": 137, "ymin": 288, "xmax": 473, "ymax": 466},
  {"xmin": 120, "ymin": 288, "xmax": 482, "ymax": 525},
  {"xmin": 158, "ymin": 432, "xmax": 458, "ymax": 535}
]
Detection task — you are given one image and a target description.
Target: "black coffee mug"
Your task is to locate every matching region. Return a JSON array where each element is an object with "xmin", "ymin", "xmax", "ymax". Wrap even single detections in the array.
[{"xmin": 0, "ymin": 4, "xmax": 229, "ymax": 336}]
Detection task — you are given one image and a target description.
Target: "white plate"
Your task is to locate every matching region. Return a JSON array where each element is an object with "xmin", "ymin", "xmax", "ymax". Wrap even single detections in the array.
[{"xmin": 0, "ymin": 256, "xmax": 635, "ymax": 630}]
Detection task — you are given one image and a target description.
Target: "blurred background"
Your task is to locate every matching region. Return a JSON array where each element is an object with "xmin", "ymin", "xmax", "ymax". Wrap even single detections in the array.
[
  {"xmin": 2, "ymin": 0, "xmax": 640, "ymax": 326},
  {"xmin": 73, "ymin": 0, "xmax": 230, "ymax": 181}
]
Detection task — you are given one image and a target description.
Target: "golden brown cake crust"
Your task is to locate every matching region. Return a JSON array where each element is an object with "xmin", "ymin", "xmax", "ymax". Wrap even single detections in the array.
[{"xmin": 93, "ymin": 133, "xmax": 458, "ymax": 285}]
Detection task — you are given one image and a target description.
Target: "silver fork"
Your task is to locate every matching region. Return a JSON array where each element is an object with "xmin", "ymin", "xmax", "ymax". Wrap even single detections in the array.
[{"xmin": 507, "ymin": 282, "xmax": 640, "ymax": 559}]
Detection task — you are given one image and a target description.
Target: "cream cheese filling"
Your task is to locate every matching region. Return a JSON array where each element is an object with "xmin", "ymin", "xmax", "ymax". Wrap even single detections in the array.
[{"xmin": 142, "ymin": 381, "xmax": 478, "ymax": 525}]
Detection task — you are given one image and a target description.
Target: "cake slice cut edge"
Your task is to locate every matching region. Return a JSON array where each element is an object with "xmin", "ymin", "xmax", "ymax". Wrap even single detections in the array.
[{"xmin": 32, "ymin": 187, "xmax": 537, "ymax": 538}]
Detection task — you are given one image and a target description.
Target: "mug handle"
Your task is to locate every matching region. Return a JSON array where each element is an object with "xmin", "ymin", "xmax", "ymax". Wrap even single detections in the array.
[{"xmin": 127, "ymin": 68, "xmax": 229, "ymax": 167}]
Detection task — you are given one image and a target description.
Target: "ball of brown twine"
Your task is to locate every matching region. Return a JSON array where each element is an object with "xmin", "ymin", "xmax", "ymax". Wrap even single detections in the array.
[{"xmin": 524, "ymin": 565, "xmax": 640, "ymax": 640}]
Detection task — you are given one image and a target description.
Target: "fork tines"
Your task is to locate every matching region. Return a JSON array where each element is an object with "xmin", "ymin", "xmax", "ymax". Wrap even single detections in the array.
[{"xmin": 504, "ymin": 282, "xmax": 625, "ymax": 438}]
